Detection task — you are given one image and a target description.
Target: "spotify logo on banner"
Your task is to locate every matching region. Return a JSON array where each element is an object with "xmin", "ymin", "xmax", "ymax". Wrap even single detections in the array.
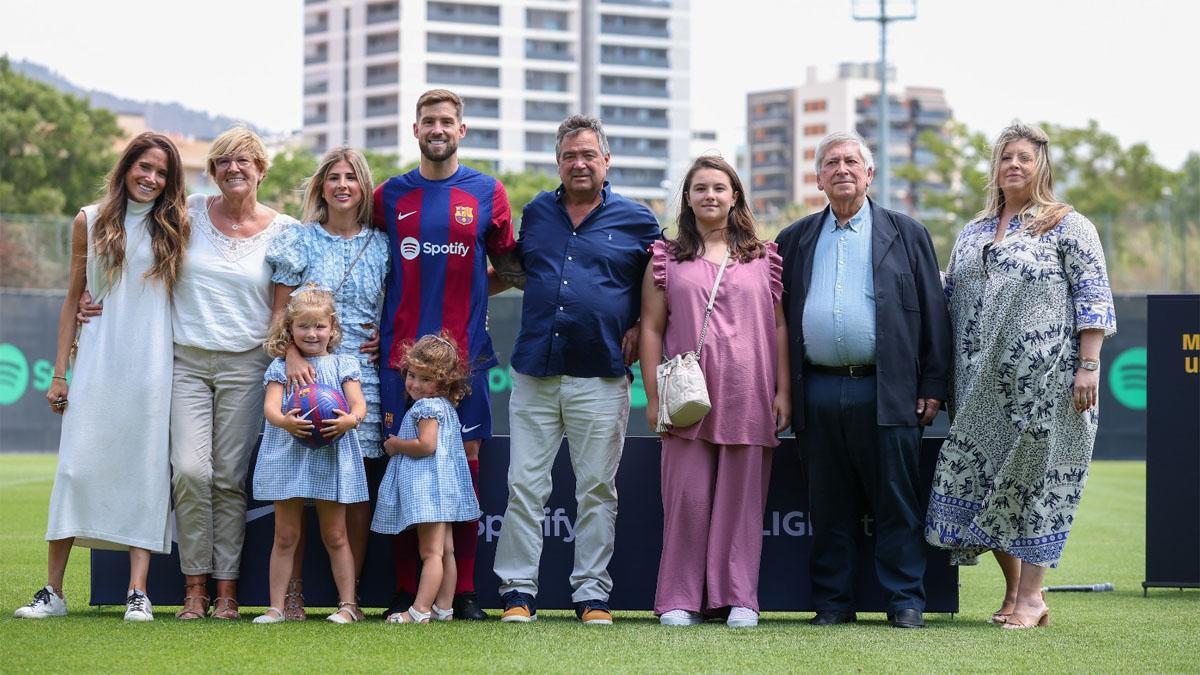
[
  {"xmin": 1109, "ymin": 347, "xmax": 1147, "ymax": 410},
  {"xmin": 0, "ymin": 343, "xmax": 29, "ymax": 405}
]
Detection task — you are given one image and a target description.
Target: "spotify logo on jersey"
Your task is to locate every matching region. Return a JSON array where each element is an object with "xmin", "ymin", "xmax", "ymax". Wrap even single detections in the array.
[
  {"xmin": 1108, "ymin": 347, "xmax": 1147, "ymax": 410},
  {"xmin": 399, "ymin": 237, "xmax": 421, "ymax": 260},
  {"xmin": 0, "ymin": 343, "xmax": 29, "ymax": 405}
]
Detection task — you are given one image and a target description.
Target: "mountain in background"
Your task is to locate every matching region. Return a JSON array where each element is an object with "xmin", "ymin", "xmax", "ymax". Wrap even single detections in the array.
[{"xmin": 11, "ymin": 59, "xmax": 274, "ymax": 141}]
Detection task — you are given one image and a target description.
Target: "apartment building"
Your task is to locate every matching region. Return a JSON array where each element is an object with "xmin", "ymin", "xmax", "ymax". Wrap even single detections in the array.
[
  {"xmin": 746, "ymin": 63, "xmax": 952, "ymax": 215},
  {"xmin": 302, "ymin": 0, "xmax": 690, "ymax": 201}
]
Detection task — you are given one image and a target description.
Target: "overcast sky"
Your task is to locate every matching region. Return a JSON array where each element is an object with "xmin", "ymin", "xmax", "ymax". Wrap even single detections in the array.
[{"xmin": 2, "ymin": 0, "xmax": 1196, "ymax": 168}]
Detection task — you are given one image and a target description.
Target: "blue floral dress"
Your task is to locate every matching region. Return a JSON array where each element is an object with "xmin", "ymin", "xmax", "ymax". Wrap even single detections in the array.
[
  {"xmin": 925, "ymin": 211, "xmax": 1116, "ymax": 567},
  {"xmin": 371, "ymin": 397, "xmax": 481, "ymax": 534},
  {"xmin": 266, "ymin": 223, "xmax": 390, "ymax": 458},
  {"xmin": 253, "ymin": 355, "xmax": 368, "ymax": 504}
]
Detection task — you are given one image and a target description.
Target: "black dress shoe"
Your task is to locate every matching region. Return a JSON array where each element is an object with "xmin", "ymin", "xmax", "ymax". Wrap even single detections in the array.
[
  {"xmin": 453, "ymin": 591, "xmax": 489, "ymax": 621},
  {"xmin": 889, "ymin": 607, "xmax": 925, "ymax": 628},
  {"xmin": 809, "ymin": 611, "xmax": 857, "ymax": 626},
  {"xmin": 382, "ymin": 590, "xmax": 415, "ymax": 621}
]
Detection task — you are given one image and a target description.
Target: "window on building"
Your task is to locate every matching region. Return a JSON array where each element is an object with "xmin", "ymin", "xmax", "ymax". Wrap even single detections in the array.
[
  {"xmin": 600, "ymin": 105, "xmax": 668, "ymax": 128},
  {"xmin": 365, "ymin": 125, "xmax": 398, "ymax": 148},
  {"xmin": 608, "ymin": 166, "xmax": 666, "ymax": 188},
  {"xmin": 461, "ymin": 127, "xmax": 500, "ymax": 149},
  {"xmin": 600, "ymin": 14, "xmax": 669, "ymax": 37},
  {"xmin": 803, "ymin": 172, "xmax": 818, "ymax": 184},
  {"xmin": 365, "ymin": 62, "xmax": 399, "ymax": 86},
  {"xmin": 526, "ymin": 8, "xmax": 568, "ymax": 30},
  {"xmin": 526, "ymin": 39, "xmax": 572, "ymax": 61},
  {"xmin": 803, "ymin": 147, "xmax": 816, "ymax": 161},
  {"xmin": 365, "ymin": 94, "xmax": 399, "ymax": 118},
  {"xmin": 427, "ymin": 32, "xmax": 499, "ymax": 56},
  {"xmin": 366, "ymin": 1, "xmax": 399, "ymax": 24},
  {"xmin": 600, "ymin": 75, "xmax": 668, "ymax": 98},
  {"xmin": 609, "ymin": 135, "xmax": 668, "ymax": 158},
  {"xmin": 600, "ymin": 44, "xmax": 668, "ymax": 68},
  {"xmin": 803, "ymin": 99, "xmax": 827, "ymax": 112},
  {"xmin": 803, "ymin": 124, "xmax": 827, "ymax": 136},
  {"xmin": 525, "ymin": 132, "xmax": 556, "ymax": 153},
  {"xmin": 365, "ymin": 31, "xmax": 400, "ymax": 55},
  {"xmin": 526, "ymin": 100, "xmax": 570, "ymax": 122},
  {"xmin": 525, "ymin": 70, "xmax": 569, "ymax": 92},
  {"xmin": 305, "ymin": 42, "xmax": 329, "ymax": 64},
  {"xmin": 427, "ymin": 63, "xmax": 500, "ymax": 87},
  {"xmin": 463, "ymin": 97, "xmax": 500, "ymax": 118},
  {"xmin": 427, "ymin": 2, "xmax": 500, "ymax": 25}
]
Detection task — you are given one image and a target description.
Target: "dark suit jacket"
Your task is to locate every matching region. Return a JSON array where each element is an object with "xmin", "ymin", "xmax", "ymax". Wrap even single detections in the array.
[{"xmin": 775, "ymin": 199, "xmax": 951, "ymax": 430}]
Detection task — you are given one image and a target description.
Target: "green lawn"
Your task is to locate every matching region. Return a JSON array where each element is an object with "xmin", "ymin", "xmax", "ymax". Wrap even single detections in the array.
[{"xmin": 1, "ymin": 456, "xmax": 1195, "ymax": 673}]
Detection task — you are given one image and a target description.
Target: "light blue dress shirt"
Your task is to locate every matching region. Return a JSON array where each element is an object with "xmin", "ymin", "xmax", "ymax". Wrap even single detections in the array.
[{"xmin": 803, "ymin": 200, "xmax": 876, "ymax": 366}]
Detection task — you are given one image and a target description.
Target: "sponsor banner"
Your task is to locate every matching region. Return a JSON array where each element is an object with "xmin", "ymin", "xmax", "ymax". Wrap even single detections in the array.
[
  {"xmin": 0, "ymin": 290, "xmax": 1150, "ymax": 458},
  {"xmin": 1144, "ymin": 295, "xmax": 1200, "ymax": 590},
  {"xmin": 91, "ymin": 435, "xmax": 958, "ymax": 612}
]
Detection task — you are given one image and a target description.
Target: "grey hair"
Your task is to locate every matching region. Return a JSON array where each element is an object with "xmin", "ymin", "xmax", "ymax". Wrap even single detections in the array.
[
  {"xmin": 814, "ymin": 131, "xmax": 875, "ymax": 174},
  {"xmin": 555, "ymin": 114, "xmax": 610, "ymax": 159}
]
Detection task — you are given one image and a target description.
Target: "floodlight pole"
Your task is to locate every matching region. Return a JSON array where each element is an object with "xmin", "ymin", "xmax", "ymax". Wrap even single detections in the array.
[{"xmin": 854, "ymin": 0, "xmax": 916, "ymax": 210}]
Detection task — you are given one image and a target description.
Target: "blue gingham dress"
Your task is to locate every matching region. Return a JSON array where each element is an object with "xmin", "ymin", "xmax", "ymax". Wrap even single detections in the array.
[
  {"xmin": 253, "ymin": 355, "xmax": 369, "ymax": 504},
  {"xmin": 266, "ymin": 223, "xmax": 389, "ymax": 458},
  {"xmin": 371, "ymin": 397, "xmax": 481, "ymax": 534}
]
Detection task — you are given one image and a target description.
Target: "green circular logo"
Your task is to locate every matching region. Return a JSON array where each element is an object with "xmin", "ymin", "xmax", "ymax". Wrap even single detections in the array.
[
  {"xmin": 1108, "ymin": 347, "xmax": 1147, "ymax": 410},
  {"xmin": 0, "ymin": 343, "xmax": 30, "ymax": 405}
]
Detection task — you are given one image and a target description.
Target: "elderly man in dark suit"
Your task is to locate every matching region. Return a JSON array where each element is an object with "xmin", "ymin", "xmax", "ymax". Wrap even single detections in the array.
[{"xmin": 775, "ymin": 131, "xmax": 951, "ymax": 629}]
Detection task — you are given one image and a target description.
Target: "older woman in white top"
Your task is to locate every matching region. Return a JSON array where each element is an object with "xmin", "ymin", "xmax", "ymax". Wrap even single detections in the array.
[{"xmin": 82, "ymin": 127, "xmax": 297, "ymax": 620}]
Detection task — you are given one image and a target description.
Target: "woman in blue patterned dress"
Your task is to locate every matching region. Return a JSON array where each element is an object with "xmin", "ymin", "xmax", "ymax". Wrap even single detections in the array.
[
  {"xmin": 252, "ymin": 288, "xmax": 369, "ymax": 623},
  {"xmin": 371, "ymin": 333, "xmax": 481, "ymax": 624},
  {"xmin": 925, "ymin": 123, "xmax": 1116, "ymax": 629},
  {"xmin": 266, "ymin": 147, "xmax": 389, "ymax": 619}
]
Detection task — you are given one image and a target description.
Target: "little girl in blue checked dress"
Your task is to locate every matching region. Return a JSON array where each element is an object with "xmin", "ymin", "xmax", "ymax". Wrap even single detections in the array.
[
  {"xmin": 252, "ymin": 288, "xmax": 368, "ymax": 624},
  {"xmin": 372, "ymin": 332, "xmax": 481, "ymax": 624}
]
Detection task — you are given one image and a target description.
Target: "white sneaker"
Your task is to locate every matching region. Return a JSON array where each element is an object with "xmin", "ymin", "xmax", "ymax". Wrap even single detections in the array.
[
  {"xmin": 14, "ymin": 586, "xmax": 67, "ymax": 619},
  {"xmin": 727, "ymin": 606, "xmax": 758, "ymax": 628},
  {"xmin": 659, "ymin": 609, "xmax": 703, "ymax": 626},
  {"xmin": 124, "ymin": 589, "xmax": 154, "ymax": 622}
]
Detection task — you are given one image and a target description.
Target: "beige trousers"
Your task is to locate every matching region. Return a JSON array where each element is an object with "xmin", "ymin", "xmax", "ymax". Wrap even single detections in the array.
[{"xmin": 170, "ymin": 344, "xmax": 270, "ymax": 579}]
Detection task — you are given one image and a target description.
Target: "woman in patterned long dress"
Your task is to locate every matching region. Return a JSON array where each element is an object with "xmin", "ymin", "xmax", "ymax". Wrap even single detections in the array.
[
  {"xmin": 13, "ymin": 133, "xmax": 189, "ymax": 622},
  {"xmin": 924, "ymin": 123, "xmax": 1116, "ymax": 629},
  {"xmin": 639, "ymin": 156, "xmax": 790, "ymax": 629},
  {"xmin": 266, "ymin": 147, "xmax": 388, "ymax": 619}
]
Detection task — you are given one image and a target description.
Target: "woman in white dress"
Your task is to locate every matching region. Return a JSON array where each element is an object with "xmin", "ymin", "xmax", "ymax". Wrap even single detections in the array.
[{"xmin": 13, "ymin": 132, "xmax": 189, "ymax": 622}]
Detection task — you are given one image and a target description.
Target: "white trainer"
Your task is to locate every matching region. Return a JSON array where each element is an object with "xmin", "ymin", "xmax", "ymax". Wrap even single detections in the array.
[
  {"xmin": 14, "ymin": 586, "xmax": 67, "ymax": 619},
  {"xmin": 659, "ymin": 609, "xmax": 703, "ymax": 626},
  {"xmin": 124, "ymin": 589, "xmax": 154, "ymax": 622},
  {"xmin": 727, "ymin": 606, "xmax": 758, "ymax": 628}
]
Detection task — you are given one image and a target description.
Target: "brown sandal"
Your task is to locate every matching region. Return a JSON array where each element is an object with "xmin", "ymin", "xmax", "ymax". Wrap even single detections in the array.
[
  {"xmin": 175, "ymin": 582, "xmax": 210, "ymax": 620},
  {"xmin": 284, "ymin": 578, "xmax": 306, "ymax": 621},
  {"xmin": 211, "ymin": 596, "xmax": 240, "ymax": 620}
]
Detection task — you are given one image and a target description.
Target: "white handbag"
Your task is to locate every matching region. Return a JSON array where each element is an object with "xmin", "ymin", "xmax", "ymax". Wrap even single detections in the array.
[{"xmin": 655, "ymin": 251, "xmax": 730, "ymax": 432}]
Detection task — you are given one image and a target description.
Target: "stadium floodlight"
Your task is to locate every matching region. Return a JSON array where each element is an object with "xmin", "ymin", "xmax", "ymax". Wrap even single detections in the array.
[{"xmin": 852, "ymin": 0, "xmax": 917, "ymax": 210}]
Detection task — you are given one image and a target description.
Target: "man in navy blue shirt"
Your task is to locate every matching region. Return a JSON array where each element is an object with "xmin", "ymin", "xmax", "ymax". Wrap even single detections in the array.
[{"xmin": 492, "ymin": 115, "xmax": 660, "ymax": 626}]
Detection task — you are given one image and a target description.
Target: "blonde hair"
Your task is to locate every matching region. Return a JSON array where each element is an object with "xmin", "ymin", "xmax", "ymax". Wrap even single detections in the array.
[
  {"xmin": 264, "ymin": 288, "xmax": 343, "ymax": 358},
  {"xmin": 977, "ymin": 121, "xmax": 1072, "ymax": 235},
  {"xmin": 301, "ymin": 146, "xmax": 374, "ymax": 225},
  {"xmin": 206, "ymin": 126, "xmax": 270, "ymax": 183},
  {"xmin": 91, "ymin": 132, "xmax": 190, "ymax": 293},
  {"xmin": 400, "ymin": 331, "xmax": 471, "ymax": 404}
]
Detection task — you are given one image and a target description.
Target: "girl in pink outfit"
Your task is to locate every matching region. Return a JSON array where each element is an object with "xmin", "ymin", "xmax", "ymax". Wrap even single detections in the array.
[{"xmin": 639, "ymin": 155, "xmax": 790, "ymax": 628}]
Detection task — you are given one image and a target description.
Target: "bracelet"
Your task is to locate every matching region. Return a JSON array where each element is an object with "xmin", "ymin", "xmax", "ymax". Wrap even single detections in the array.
[{"xmin": 52, "ymin": 375, "xmax": 68, "ymax": 382}]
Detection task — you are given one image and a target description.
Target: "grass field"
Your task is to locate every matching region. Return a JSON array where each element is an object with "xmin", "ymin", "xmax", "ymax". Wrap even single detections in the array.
[{"xmin": 1, "ymin": 455, "xmax": 1195, "ymax": 673}]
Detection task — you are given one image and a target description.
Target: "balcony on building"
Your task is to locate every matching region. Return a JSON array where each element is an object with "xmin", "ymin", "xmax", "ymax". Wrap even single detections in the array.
[
  {"xmin": 526, "ymin": 70, "xmax": 569, "ymax": 92},
  {"xmin": 365, "ymin": 94, "xmax": 399, "ymax": 118},
  {"xmin": 304, "ymin": 104, "xmax": 329, "ymax": 126},
  {"xmin": 526, "ymin": 39, "xmax": 573, "ymax": 61},
  {"xmin": 428, "ymin": 63, "xmax": 500, "ymax": 87},
  {"xmin": 600, "ymin": 14, "xmax": 669, "ymax": 38},
  {"xmin": 304, "ymin": 79, "xmax": 329, "ymax": 96},
  {"xmin": 366, "ymin": 31, "xmax": 400, "ymax": 56},
  {"xmin": 463, "ymin": 96, "xmax": 500, "ymax": 119},
  {"xmin": 609, "ymin": 135, "xmax": 668, "ymax": 158},
  {"xmin": 366, "ymin": 1, "xmax": 400, "ymax": 24},
  {"xmin": 526, "ymin": 100, "xmax": 570, "ymax": 122},
  {"xmin": 365, "ymin": 125, "xmax": 399, "ymax": 149},
  {"xmin": 608, "ymin": 166, "xmax": 667, "ymax": 188},
  {"xmin": 601, "ymin": 0, "xmax": 671, "ymax": 6},
  {"xmin": 525, "ymin": 131, "xmax": 557, "ymax": 154},
  {"xmin": 461, "ymin": 127, "xmax": 500, "ymax": 149},
  {"xmin": 365, "ymin": 63, "xmax": 400, "ymax": 87},
  {"xmin": 749, "ymin": 101, "xmax": 792, "ymax": 123},
  {"xmin": 600, "ymin": 44, "xmax": 669, "ymax": 68},
  {"xmin": 526, "ymin": 8, "xmax": 568, "ymax": 31},
  {"xmin": 600, "ymin": 75, "xmax": 668, "ymax": 98},
  {"xmin": 305, "ymin": 12, "xmax": 328, "ymax": 34},
  {"xmin": 600, "ymin": 105, "xmax": 669, "ymax": 128},
  {"xmin": 305, "ymin": 43, "xmax": 329, "ymax": 65},
  {"xmin": 428, "ymin": 1, "xmax": 501, "ymax": 26},
  {"xmin": 428, "ymin": 32, "xmax": 500, "ymax": 57}
]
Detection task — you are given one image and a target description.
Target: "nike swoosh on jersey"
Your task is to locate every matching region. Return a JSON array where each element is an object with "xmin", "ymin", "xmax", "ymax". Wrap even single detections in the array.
[
  {"xmin": 462, "ymin": 424, "xmax": 481, "ymax": 433},
  {"xmin": 397, "ymin": 210, "xmax": 418, "ymax": 221}
]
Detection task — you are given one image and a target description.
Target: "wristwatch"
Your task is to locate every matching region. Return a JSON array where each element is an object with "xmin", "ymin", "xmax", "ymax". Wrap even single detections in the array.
[{"xmin": 1079, "ymin": 358, "xmax": 1100, "ymax": 371}]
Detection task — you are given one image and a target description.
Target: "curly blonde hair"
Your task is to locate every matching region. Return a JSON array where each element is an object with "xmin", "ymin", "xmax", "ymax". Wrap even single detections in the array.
[
  {"xmin": 263, "ymin": 288, "xmax": 343, "ymax": 358},
  {"xmin": 400, "ymin": 331, "xmax": 471, "ymax": 404}
]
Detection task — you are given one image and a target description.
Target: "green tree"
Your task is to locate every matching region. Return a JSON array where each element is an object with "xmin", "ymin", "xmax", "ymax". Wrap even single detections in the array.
[{"xmin": 0, "ymin": 56, "xmax": 121, "ymax": 215}]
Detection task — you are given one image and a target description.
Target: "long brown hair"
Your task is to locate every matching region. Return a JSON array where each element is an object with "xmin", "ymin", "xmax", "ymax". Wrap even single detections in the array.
[
  {"xmin": 669, "ymin": 155, "xmax": 766, "ymax": 263},
  {"xmin": 977, "ymin": 121, "xmax": 1072, "ymax": 236},
  {"xmin": 91, "ymin": 132, "xmax": 189, "ymax": 293}
]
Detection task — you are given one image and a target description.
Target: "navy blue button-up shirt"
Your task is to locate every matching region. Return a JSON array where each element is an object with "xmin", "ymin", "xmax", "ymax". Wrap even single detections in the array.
[{"xmin": 511, "ymin": 183, "xmax": 661, "ymax": 378}]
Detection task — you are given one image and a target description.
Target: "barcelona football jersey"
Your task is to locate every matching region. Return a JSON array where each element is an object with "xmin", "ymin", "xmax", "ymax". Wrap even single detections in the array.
[{"xmin": 373, "ymin": 165, "xmax": 514, "ymax": 373}]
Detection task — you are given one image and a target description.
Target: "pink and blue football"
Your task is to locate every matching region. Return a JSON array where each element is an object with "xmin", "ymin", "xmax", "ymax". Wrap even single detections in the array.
[{"xmin": 286, "ymin": 383, "xmax": 348, "ymax": 449}]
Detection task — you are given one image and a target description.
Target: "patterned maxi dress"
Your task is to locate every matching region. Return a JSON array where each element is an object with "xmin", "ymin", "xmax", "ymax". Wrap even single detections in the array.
[
  {"xmin": 924, "ymin": 211, "xmax": 1116, "ymax": 567},
  {"xmin": 267, "ymin": 223, "xmax": 390, "ymax": 458}
]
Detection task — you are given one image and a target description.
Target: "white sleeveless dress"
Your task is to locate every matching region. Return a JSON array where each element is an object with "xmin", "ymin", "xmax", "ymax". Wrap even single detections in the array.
[{"xmin": 44, "ymin": 200, "xmax": 174, "ymax": 553}]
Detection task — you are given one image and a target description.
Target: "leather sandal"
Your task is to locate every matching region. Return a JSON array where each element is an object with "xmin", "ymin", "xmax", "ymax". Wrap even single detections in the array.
[
  {"xmin": 327, "ymin": 602, "xmax": 363, "ymax": 624},
  {"xmin": 1002, "ymin": 607, "xmax": 1050, "ymax": 629},
  {"xmin": 175, "ymin": 582, "xmax": 210, "ymax": 620},
  {"xmin": 387, "ymin": 606, "xmax": 431, "ymax": 624},
  {"xmin": 284, "ymin": 578, "xmax": 306, "ymax": 621},
  {"xmin": 211, "ymin": 596, "xmax": 240, "ymax": 620}
]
